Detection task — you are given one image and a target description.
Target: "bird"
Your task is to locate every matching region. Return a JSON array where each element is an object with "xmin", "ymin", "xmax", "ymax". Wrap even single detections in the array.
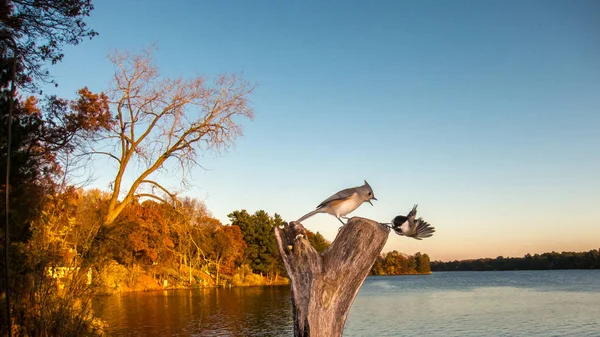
[
  {"xmin": 386, "ymin": 204, "xmax": 435, "ymax": 240},
  {"xmin": 296, "ymin": 180, "xmax": 377, "ymax": 225}
]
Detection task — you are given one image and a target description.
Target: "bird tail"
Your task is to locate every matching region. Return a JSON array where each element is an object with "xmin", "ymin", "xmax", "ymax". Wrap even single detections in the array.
[{"xmin": 297, "ymin": 209, "xmax": 323, "ymax": 223}]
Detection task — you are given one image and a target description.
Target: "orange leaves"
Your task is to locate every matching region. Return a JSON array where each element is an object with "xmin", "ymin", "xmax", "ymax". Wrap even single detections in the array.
[
  {"xmin": 204, "ymin": 224, "xmax": 248, "ymax": 278},
  {"xmin": 127, "ymin": 231, "xmax": 147, "ymax": 253},
  {"xmin": 69, "ymin": 87, "xmax": 114, "ymax": 132}
]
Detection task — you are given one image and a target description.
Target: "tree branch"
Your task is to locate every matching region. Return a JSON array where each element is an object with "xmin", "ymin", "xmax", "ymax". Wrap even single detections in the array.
[
  {"xmin": 139, "ymin": 180, "xmax": 177, "ymax": 199},
  {"xmin": 84, "ymin": 150, "xmax": 120, "ymax": 163},
  {"xmin": 133, "ymin": 193, "xmax": 168, "ymax": 204}
]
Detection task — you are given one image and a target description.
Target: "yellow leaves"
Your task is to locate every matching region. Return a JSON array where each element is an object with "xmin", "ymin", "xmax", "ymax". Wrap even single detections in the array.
[{"xmin": 23, "ymin": 96, "xmax": 41, "ymax": 115}]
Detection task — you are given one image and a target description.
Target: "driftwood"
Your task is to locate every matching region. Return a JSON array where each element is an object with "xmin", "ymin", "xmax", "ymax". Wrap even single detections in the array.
[{"xmin": 274, "ymin": 217, "xmax": 390, "ymax": 337}]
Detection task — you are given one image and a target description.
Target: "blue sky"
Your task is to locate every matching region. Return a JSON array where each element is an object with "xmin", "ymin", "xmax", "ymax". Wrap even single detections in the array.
[{"xmin": 42, "ymin": 0, "xmax": 599, "ymax": 261}]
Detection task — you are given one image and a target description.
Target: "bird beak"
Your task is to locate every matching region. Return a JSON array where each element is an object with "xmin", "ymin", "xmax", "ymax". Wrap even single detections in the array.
[{"xmin": 368, "ymin": 197, "xmax": 377, "ymax": 206}]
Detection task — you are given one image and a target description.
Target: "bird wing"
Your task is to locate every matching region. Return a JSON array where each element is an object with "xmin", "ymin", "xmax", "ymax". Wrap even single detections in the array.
[
  {"xmin": 412, "ymin": 218, "xmax": 435, "ymax": 240},
  {"xmin": 316, "ymin": 187, "xmax": 357, "ymax": 209},
  {"xmin": 407, "ymin": 204, "xmax": 418, "ymax": 220}
]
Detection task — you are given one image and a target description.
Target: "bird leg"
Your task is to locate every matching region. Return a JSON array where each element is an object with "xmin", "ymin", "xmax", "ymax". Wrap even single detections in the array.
[
  {"xmin": 336, "ymin": 217, "xmax": 348, "ymax": 232},
  {"xmin": 336, "ymin": 217, "xmax": 347, "ymax": 225}
]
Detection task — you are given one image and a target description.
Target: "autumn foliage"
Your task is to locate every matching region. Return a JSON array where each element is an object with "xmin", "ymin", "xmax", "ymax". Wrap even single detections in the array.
[{"xmin": 31, "ymin": 188, "xmax": 289, "ymax": 291}]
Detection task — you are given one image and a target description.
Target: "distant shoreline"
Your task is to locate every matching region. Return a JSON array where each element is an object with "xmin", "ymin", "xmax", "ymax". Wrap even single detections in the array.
[
  {"xmin": 431, "ymin": 249, "xmax": 600, "ymax": 272},
  {"xmin": 368, "ymin": 272, "xmax": 432, "ymax": 276}
]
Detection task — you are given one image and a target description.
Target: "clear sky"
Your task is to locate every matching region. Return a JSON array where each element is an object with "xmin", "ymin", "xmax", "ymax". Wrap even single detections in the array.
[{"xmin": 41, "ymin": 0, "xmax": 599, "ymax": 261}]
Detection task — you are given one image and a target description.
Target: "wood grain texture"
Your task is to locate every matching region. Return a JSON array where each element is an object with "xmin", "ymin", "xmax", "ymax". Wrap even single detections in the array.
[{"xmin": 274, "ymin": 217, "xmax": 390, "ymax": 337}]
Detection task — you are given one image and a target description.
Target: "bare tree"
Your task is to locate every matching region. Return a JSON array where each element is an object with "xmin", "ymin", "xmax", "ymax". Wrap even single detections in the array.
[{"xmin": 86, "ymin": 46, "xmax": 255, "ymax": 226}]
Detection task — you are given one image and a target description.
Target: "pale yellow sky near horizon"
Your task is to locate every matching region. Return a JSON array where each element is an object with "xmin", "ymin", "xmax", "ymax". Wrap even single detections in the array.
[{"xmin": 270, "ymin": 200, "xmax": 600, "ymax": 262}]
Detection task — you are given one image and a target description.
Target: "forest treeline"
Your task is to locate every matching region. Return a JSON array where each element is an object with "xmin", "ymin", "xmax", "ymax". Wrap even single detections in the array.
[
  {"xmin": 371, "ymin": 251, "xmax": 431, "ymax": 275},
  {"xmin": 29, "ymin": 188, "xmax": 294, "ymax": 290},
  {"xmin": 431, "ymin": 249, "xmax": 600, "ymax": 271},
  {"xmin": 9, "ymin": 187, "xmax": 430, "ymax": 293}
]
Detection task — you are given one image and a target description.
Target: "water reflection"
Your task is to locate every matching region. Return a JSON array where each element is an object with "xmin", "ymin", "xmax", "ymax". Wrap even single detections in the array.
[
  {"xmin": 94, "ymin": 270, "xmax": 600, "ymax": 336},
  {"xmin": 93, "ymin": 286, "xmax": 293, "ymax": 336}
]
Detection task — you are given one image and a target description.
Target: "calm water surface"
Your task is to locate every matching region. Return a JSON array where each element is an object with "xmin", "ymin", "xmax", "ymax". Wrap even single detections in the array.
[{"xmin": 93, "ymin": 270, "xmax": 600, "ymax": 336}]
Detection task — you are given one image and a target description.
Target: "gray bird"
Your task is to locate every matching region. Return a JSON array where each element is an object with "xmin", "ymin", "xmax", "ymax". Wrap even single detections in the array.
[
  {"xmin": 387, "ymin": 204, "xmax": 435, "ymax": 240},
  {"xmin": 297, "ymin": 180, "xmax": 377, "ymax": 225}
]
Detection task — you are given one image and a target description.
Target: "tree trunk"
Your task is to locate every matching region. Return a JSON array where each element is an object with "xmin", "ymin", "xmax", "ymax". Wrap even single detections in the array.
[
  {"xmin": 184, "ymin": 254, "xmax": 192, "ymax": 284},
  {"xmin": 216, "ymin": 262, "xmax": 220, "ymax": 286},
  {"xmin": 274, "ymin": 217, "xmax": 389, "ymax": 337}
]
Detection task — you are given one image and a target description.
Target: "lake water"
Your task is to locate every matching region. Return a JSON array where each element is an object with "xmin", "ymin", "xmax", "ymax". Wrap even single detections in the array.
[{"xmin": 93, "ymin": 270, "xmax": 600, "ymax": 336}]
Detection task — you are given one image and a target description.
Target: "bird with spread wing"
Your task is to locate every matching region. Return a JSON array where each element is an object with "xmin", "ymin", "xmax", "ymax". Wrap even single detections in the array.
[{"xmin": 383, "ymin": 204, "xmax": 435, "ymax": 240}]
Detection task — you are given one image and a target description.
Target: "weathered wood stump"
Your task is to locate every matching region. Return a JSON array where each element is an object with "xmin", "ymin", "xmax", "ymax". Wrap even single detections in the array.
[{"xmin": 274, "ymin": 217, "xmax": 390, "ymax": 337}]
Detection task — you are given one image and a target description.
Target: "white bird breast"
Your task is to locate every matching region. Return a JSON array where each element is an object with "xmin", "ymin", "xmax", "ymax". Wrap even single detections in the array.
[
  {"xmin": 333, "ymin": 193, "xmax": 363, "ymax": 217},
  {"xmin": 399, "ymin": 220, "xmax": 410, "ymax": 233}
]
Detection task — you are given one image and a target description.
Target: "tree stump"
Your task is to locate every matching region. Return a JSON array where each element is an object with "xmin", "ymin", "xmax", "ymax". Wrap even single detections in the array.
[{"xmin": 274, "ymin": 217, "xmax": 390, "ymax": 337}]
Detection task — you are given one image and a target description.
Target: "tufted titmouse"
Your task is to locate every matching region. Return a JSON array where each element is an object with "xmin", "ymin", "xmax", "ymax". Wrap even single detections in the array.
[
  {"xmin": 297, "ymin": 180, "xmax": 377, "ymax": 225},
  {"xmin": 385, "ymin": 204, "xmax": 435, "ymax": 240}
]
